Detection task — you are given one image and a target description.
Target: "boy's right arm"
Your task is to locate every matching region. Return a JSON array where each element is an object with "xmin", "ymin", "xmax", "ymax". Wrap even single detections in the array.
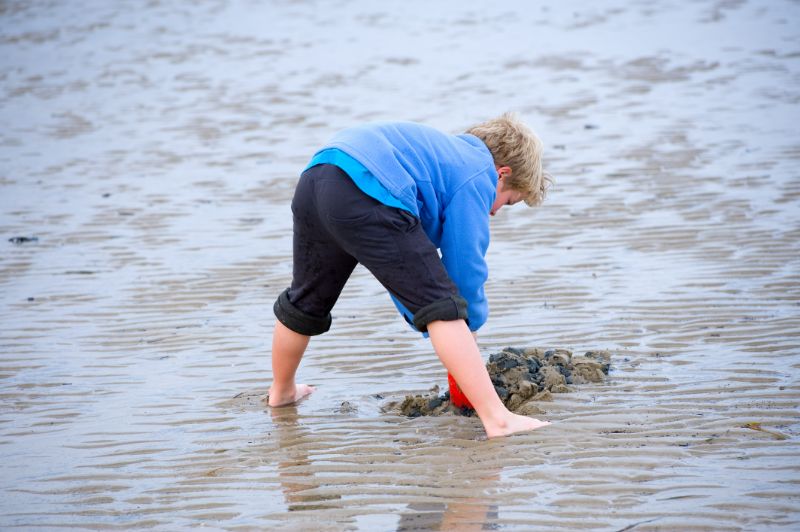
[{"xmin": 428, "ymin": 319, "xmax": 550, "ymax": 437}]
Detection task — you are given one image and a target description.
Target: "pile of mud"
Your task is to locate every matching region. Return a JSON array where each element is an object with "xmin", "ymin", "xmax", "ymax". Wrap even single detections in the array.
[{"xmin": 391, "ymin": 347, "xmax": 611, "ymax": 417}]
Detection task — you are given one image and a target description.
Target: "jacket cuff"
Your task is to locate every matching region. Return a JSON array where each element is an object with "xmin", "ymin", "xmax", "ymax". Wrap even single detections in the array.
[{"xmin": 412, "ymin": 295, "xmax": 468, "ymax": 333}]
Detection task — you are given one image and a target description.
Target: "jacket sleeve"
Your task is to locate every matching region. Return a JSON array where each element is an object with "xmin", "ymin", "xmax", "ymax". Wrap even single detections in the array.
[{"xmin": 439, "ymin": 175, "xmax": 494, "ymax": 331}]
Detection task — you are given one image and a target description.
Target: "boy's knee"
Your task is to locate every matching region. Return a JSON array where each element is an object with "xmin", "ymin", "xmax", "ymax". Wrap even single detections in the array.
[
  {"xmin": 273, "ymin": 288, "xmax": 332, "ymax": 336},
  {"xmin": 412, "ymin": 295, "xmax": 468, "ymax": 333}
]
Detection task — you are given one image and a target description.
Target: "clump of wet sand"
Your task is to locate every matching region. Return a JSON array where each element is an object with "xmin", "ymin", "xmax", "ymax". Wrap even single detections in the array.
[{"xmin": 391, "ymin": 347, "xmax": 611, "ymax": 417}]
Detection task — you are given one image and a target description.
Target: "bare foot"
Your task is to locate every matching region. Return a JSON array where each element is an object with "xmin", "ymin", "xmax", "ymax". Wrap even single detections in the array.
[
  {"xmin": 267, "ymin": 383, "xmax": 315, "ymax": 407},
  {"xmin": 484, "ymin": 413, "xmax": 551, "ymax": 439}
]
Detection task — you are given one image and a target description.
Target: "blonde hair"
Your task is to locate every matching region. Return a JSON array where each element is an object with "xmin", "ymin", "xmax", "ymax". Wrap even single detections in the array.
[{"xmin": 465, "ymin": 112, "xmax": 552, "ymax": 206}]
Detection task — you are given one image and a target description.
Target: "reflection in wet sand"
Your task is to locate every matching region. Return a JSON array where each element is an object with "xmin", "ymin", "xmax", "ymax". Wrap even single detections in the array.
[
  {"xmin": 397, "ymin": 489, "xmax": 499, "ymax": 531},
  {"xmin": 271, "ymin": 404, "xmax": 503, "ymax": 530},
  {"xmin": 271, "ymin": 405, "xmax": 343, "ymax": 512}
]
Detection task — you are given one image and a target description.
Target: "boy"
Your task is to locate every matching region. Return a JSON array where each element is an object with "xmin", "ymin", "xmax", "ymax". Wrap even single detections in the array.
[{"xmin": 268, "ymin": 113, "xmax": 552, "ymax": 438}]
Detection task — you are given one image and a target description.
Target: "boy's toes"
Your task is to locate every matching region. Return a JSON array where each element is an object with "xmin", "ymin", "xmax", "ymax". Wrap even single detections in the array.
[{"xmin": 294, "ymin": 384, "xmax": 315, "ymax": 402}]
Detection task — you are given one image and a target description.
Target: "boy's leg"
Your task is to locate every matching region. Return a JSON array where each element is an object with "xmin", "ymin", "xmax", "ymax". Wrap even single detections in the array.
[
  {"xmin": 269, "ymin": 165, "xmax": 359, "ymax": 406},
  {"xmin": 427, "ymin": 320, "xmax": 550, "ymax": 438},
  {"xmin": 268, "ymin": 321, "xmax": 314, "ymax": 406}
]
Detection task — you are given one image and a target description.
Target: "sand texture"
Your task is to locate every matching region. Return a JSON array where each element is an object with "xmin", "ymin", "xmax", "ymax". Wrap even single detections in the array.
[{"xmin": 2, "ymin": 0, "xmax": 800, "ymax": 530}]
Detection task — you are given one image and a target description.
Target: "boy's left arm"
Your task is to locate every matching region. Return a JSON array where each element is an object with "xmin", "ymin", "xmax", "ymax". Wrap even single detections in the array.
[{"xmin": 439, "ymin": 178, "xmax": 493, "ymax": 332}]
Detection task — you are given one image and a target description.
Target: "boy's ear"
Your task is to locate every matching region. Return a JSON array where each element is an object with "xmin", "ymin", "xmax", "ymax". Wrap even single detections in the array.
[{"xmin": 497, "ymin": 166, "xmax": 512, "ymax": 180}]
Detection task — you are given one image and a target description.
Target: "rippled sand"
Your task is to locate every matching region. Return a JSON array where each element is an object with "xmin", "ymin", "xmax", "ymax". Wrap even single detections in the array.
[{"xmin": 1, "ymin": 0, "xmax": 799, "ymax": 529}]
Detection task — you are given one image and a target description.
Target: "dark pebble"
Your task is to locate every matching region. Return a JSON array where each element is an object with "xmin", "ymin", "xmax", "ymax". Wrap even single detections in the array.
[
  {"xmin": 526, "ymin": 358, "xmax": 541, "ymax": 373},
  {"xmin": 9, "ymin": 236, "xmax": 38, "ymax": 244},
  {"xmin": 491, "ymin": 354, "xmax": 521, "ymax": 371},
  {"xmin": 458, "ymin": 406, "xmax": 476, "ymax": 417}
]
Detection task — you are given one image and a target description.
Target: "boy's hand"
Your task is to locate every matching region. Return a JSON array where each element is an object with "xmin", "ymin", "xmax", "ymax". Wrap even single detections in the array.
[{"xmin": 267, "ymin": 383, "xmax": 315, "ymax": 407}]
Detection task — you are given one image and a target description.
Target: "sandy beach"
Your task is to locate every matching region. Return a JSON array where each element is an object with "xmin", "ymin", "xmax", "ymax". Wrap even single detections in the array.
[{"xmin": 1, "ymin": 0, "xmax": 799, "ymax": 529}]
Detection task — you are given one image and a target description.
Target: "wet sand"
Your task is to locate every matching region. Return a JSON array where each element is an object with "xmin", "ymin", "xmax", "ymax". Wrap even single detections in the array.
[{"xmin": 2, "ymin": 0, "xmax": 800, "ymax": 530}]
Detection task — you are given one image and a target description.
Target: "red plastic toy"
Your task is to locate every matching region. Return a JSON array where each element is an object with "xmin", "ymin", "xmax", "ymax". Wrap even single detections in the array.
[{"xmin": 447, "ymin": 372, "xmax": 474, "ymax": 410}]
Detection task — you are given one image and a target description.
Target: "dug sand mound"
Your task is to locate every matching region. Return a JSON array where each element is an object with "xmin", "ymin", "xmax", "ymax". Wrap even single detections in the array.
[{"xmin": 390, "ymin": 347, "xmax": 611, "ymax": 417}]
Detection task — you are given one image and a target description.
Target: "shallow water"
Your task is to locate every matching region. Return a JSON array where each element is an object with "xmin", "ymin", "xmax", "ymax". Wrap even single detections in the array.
[{"xmin": 1, "ymin": 0, "xmax": 799, "ymax": 529}]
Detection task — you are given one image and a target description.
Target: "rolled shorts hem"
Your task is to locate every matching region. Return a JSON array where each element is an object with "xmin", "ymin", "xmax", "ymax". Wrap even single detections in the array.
[{"xmin": 274, "ymin": 288, "xmax": 332, "ymax": 336}]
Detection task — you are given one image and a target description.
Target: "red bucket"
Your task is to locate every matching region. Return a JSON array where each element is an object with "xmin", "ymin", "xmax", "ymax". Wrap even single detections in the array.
[{"xmin": 448, "ymin": 372, "xmax": 474, "ymax": 410}]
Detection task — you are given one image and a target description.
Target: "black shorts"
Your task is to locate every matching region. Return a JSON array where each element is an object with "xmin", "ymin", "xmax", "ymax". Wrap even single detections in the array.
[{"xmin": 274, "ymin": 163, "xmax": 467, "ymax": 336}]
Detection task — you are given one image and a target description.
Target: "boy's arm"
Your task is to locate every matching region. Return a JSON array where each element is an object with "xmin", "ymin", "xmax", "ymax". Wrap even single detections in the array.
[
  {"xmin": 439, "ymin": 177, "xmax": 493, "ymax": 331},
  {"xmin": 428, "ymin": 319, "xmax": 550, "ymax": 437}
]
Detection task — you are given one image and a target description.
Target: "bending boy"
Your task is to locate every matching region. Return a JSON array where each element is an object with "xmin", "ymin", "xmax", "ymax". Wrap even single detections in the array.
[{"xmin": 269, "ymin": 113, "xmax": 552, "ymax": 438}]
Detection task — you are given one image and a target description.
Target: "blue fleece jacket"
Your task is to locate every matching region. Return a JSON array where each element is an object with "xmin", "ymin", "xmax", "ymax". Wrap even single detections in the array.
[{"xmin": 308, "ymin": 121, "xmax": 498, "ymax": 332}]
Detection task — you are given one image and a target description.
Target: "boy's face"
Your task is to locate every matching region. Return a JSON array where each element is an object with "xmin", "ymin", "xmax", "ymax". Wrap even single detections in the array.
[{"xmin": 490, "ymin": 167, "xmax": 524, "ymax": 216}]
